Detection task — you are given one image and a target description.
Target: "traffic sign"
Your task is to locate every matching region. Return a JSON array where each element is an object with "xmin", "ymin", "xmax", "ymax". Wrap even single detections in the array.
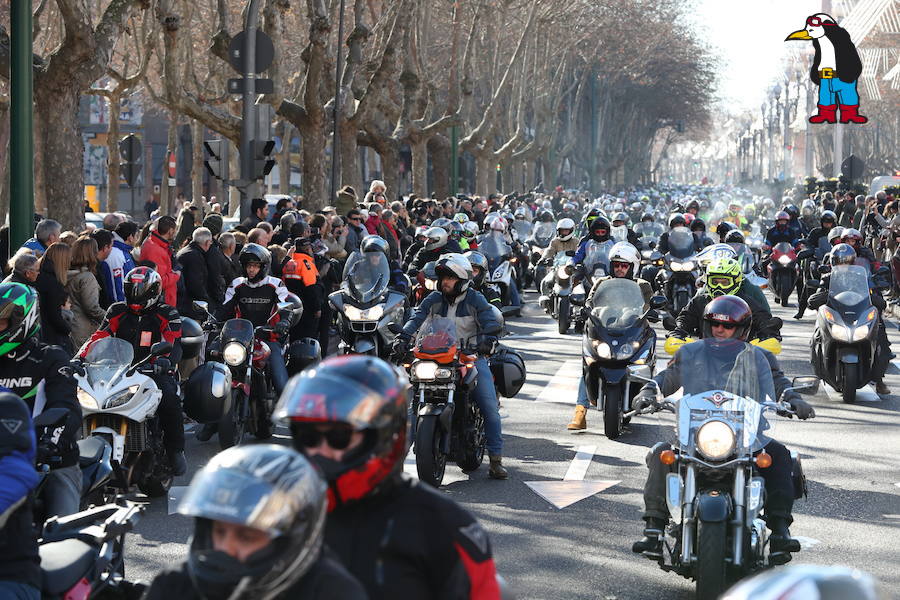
[
  {"xmin": 120, "ymin": 162, "xmax": 141, "ymax": 187},
  {"xmin": 841, "ymin": 154, "xmax": 865, "ymax": 181},
  {"xmin": 228, "ymin": 78, "xmax": 274, "ymax": 95},
  {"xmin": 119, "ymin": 134, "xmax": 142, "ymax": 162},
  {"xmin": 167, "ymin": 152, "xmax": 176, "ymax": 178},
  {"xmin": 227, "ymin": 30, "xmax": 275, "ymax": 73}
]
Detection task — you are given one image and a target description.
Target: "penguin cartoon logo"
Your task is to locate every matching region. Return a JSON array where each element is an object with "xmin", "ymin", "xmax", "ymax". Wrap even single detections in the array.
[{"xmin": 785, "ymin": 13, "xmax": 867, "ymax": 125}]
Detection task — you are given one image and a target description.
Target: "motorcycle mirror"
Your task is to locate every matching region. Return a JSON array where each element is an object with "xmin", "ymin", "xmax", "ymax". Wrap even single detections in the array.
[
  {"xmin": 646, "ymin": 309, "xmax": 660, "ymax": 323},
  {"xmin": 791, "ymin": 376, "xmax": 820, "ymax": 396},
  {"xmin": 276, "ymin": 301, "xmax": 293, "ymax": 313},
  {"xmin": 818, "ymin": 264, "xmax": 831, "ymax": 275},
  {"xmin": 423, "ymin": 261, "xmax": 438, "ymax": 279},
  {"xmin": 565, "ymin": 250, "xmax": 576, "ymax": 257},
  {"xmin": 662, "ymin": 315, "xmax": 678, "ymax": 330},
  {"xmin": 387, "ymin": 322, "xmax": 403, "ymax": 335},
  {"xmin": 806, "ymin": 279, "xmax": 821, "ymax": 290},
  {"xmin": 192, "ymin": 300, "xmax": 210, "ymax": 314},
  {"xmin": 769, "ymin": 317, "xmax": 783, "ymax": 329},
  {"xmin": 150, "ymin": 341, "xmax": 173, "ymax": 356},
  {"xmin": 650, "ymin": 295, "xmax": 667, "ymax": 309}
]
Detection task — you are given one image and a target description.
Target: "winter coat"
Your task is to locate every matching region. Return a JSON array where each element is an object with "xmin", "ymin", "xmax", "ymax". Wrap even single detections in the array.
[
  {"xmin": 34, "ymin": 262, "xmax": 72, "ymax": 351},
  {"xmin": 141, "ymin": 232, "xmax": 180, "ymax": 307},
  {"xmin": 176, "ymin": 242, "xmax": 210, "ymax": 319},
  {"xmin": 65, "ymin": 267, "xmax": 106, "ymax": 348}
]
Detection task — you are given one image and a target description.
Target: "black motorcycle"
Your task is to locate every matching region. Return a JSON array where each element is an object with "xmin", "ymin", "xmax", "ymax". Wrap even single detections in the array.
[
  {"xmin": 581, "ymin": 280, "xmax": 663, "ymax": 438},
  {"xmin": 810, "ymin": 264, "xmax": 881, "ymax": 403},
  {"xmin": 657, "ymin": 227, "xmax": 698, "ymax": 316}
]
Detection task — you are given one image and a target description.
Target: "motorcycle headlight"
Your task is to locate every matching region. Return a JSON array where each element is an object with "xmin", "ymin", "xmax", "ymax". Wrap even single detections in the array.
[
  {"xmin": 696, "ymin": 420, "xmax": 736, "ymax": 461},
  {"xmin": 557, "ymin": 265, "xmax": 570, "ymax": 280},
  {"xmin": 344, "ymin": 305, "xmax": 363, "ymax": 320},
  {"xmin": 223, "ymin": 342, "xmax": 248, "ymax": 366},
  {"xmin": 642, "ymin": 250, "xmax": 652, "ymax": 259},
  {"xmin": 77, "ymin": 388, "xmax": 99, "ymax": 410},
  {"xmin": 413, "ymin": 361, "xmax": 439, "ymax": 380},
  {"xmin": 851, "ymin": 317, "xmax": 874, "ymax": 341},
  {"xmin": 777, "ymin": 255, "xmax": 791, "ymax": 265},
  {"xmin": 616, "ymin": 340, "xmax": 641, "ymax": 360},
  {"xmin": 105, "ymin": 385, "xmax": 140, "ymax": 409},
  {"xmin": 670, "ymin": 261, "xmax": 683, "ymax": 272},
  {"xmin": 364, "ymin": 305, "xmax": 384, "ymax": 321},
  {"xmin": 592, "ymin": 340, "xmax": 612, "ymax": 359},
  {"xmin": 681, "ymin": 261, "xmax": 695, "ymax": 271}
]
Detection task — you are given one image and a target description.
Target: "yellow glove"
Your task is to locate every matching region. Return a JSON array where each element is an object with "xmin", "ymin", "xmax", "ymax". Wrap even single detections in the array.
[
  {"xmin": 750, "ymin": 337, "xmax": 782, "ymax": 355},
  {"xmin": 664, "ymin": 336, "xmax": 696, "ymax": 355}
]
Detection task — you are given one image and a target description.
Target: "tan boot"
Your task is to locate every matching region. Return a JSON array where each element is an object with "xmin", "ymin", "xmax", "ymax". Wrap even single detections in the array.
[
  {"xmin": 567, "ymin": 405, "xmax": 587, "ymax": 430},
  {"xmin": 875, "ymin": 380, "xmax": 891, "ymax": 395},
  {"xmin": 488, "ymin": 455, "xmax": 509, "ymax": 479}
]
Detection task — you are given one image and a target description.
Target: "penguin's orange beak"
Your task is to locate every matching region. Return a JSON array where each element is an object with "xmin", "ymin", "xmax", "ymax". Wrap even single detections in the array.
[{"xmin": 785, "ymin": 29, "xmax": 813, "ymax": 41}]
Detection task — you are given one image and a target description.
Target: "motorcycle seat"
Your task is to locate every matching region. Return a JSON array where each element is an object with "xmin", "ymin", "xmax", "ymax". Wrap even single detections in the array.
[
  {"xmin": 77, "ymin": 437, "xmax": 108, "ymax": 466},
  {"xmin": 40, "ymin": 538, "xmax": 97, "ymax": 595}
]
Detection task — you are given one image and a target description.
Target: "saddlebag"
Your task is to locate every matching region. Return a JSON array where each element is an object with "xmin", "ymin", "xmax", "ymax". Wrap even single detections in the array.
[
  {"xmin": 490, "ymin": 346, "xmax": 527, "ymax": 398},
  {"xmin": 791, "ymin": 450, "xmax": 808, "ymax": 500}
]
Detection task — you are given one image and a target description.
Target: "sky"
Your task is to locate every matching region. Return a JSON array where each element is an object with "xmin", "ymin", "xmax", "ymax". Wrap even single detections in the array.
[{"xmin": 690, "ymin": 0, "xmax": 822, "ymax": 111}]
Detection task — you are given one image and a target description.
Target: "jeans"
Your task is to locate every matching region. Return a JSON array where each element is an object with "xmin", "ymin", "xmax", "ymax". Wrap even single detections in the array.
[
  {"xmin": 508, "ymin": 280, "xmax": 521, "ymax": 307},
  {"xmin": 473, "ymin": 357, "xmax": 503, "ymax": 455},
  {"xmin": 576, "ymin": 378, "xmax": 590, "ymax": 408},
  {"xmin": 267, "ymin": 341, "xmax": 289, "ymax": 395},
  {"xmin": 818, "ymin": 77, "xmax": 860, "ymax": 106},
  {"xmin": 0, "ymin": 582, "xmax": 40, "ymax": 600},
  {"xmin": 42, "ymin": 465, "xmax": 82, "ymax": 518},
  {"xmin": 152, "ymin": 374, "xmax": 185, "ymax": 453}
]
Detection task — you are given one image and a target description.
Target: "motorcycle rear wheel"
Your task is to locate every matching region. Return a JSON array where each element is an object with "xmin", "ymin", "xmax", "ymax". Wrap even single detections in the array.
[
  {"xmin": 558, "ymin": 298, "xmax": 570, "ymax": 334},
  {"xmin": 458, "ymin": 402, "xmax": 486, "ymax": 473},
  {"xmin": 415, "ymin": 416, "xmax": 446, "ymax": 487},
  {"xmin": 695, "ymin": 520, "xmax": 729, "ymax": 600},
  {"xmin": 603, "ymin": 383, "xmax": 623, "ymax": 439}
]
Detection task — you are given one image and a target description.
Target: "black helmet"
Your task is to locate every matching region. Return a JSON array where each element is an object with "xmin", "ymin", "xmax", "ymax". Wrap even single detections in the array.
[
  {"xmin": 702, "ymin": 295, "xmax": 752, "ymax": 341},
  {"xmin": 538, "ymin": 210, "xmax": 554, "ymax": 223},
  {"xmin": 589, "ymin": 216, "xmax": 611, "ymax": 242},
  {"xmin": 690, "ymin": 217, "xmax": 706, "ymax": 233},
  {"xmin": 783, "ymin": 204, "xmax": 800, "ymax": 220},
  {"xmin": 820, "ymin": 210, "xmax": 837, "ymax": 228},
  {"xmin": 0, "ymin": 283, "xmax": 41, "ymax": 355},
  {"xmin": 685, "ymin": 199, "xmax": 700, "ymax": 213},
  {"xmin": 716, "ymin": 221, "xmax": 735, "ymax": 241},
  {"xmin": 124, "ymin": 267, "xmax": 162, "ymax": 313},
  {"xmin": 830, "ymin": 243, "xmax": 856, "ymax": 266},
  {"xmin": 360, "ymin": 234, "xmax": 390, "ymax": 255},
  {"xmin": 463, "ymin": 251, "xmax": 489, "ymax": 288},
  {"xmin": 274, "ymin": 355, "xmax": 409, "ymax": 510},
  {"xmin": 668, "ymin": 214, "xmax": 686, "ymax": 229},
  {"xmin": 286, "ymin": 338, "xmax": 321, "ymax": 377},
  {"xmin": 239, "ymin": 243, "xmax": 271, "ymax": 283},
  {"xmin": 724, "ymin": 230, "xmax": 745, "ymax": 245},
  {"xmin": 179, "ymin": 444, "xmax": 328, "ymax": 598},
  {"xmin": 183, "ymin": 361, "xmax": 232, "ymax": 423},
  {"xmin": 641, "ymin": 213, "xmax": 655, "ymax": 223}
]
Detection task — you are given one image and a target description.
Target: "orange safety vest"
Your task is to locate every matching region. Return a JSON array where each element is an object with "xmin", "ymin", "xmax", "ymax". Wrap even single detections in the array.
[{"xmin": 283, "ymin": 252, "xmax": 318, "ymax": 286}]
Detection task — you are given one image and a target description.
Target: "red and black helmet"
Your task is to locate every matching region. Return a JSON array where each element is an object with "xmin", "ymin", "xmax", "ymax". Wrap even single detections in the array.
[
  {"xmin": 702, "ymin": 295, "xmax": 752, "ymax": 341},
  {"xmin": 123, "ymin": 266, "xmax": 162, "ymax": 313},
  {"xmin": 273, "ymin": 355, "xmax": 409, "ymax": 511}
]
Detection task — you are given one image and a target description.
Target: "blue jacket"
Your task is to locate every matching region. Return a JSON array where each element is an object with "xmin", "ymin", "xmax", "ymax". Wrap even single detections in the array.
[
  {"xmin": 21, "ymin": 238, "xmax": 46, "ymax": 256},
  {"xmin": 106, "ymin": 236, "xmax": 136, "ymax": 302},
  {"xmin": 402, "ymin": 288, "xmax": 501, "ymax": 345}
]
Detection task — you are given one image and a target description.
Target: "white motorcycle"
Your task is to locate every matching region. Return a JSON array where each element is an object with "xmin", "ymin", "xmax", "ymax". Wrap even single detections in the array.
[{"xmin": 76, "ymin": 337, "xmax": 175, "ymax": 498}]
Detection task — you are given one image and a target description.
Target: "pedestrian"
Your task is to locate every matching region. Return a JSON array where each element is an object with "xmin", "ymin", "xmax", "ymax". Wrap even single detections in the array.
[
  {"xmin": 144, "ymin": 196, "xmax": 159, "ymax": 221},
  {"xmin": 364, "ymin": 179, "xmax": 387, "ymax": 205},
  {"xmin": 4, "ymin": 251, "xmax": 39, "ymax": 287},
  {"xmin": 247, "ymin": 227, "xmax": 270, "ymax": 247},
  {"xmin": 364, "ymin": 203, "xmax": 384, "ymax": 235},
  {"xmin": 65, "ymin": 237, "xmax": 106, "ymax": 348},
  {"xmin": 344, "ymin": 209, "xmax": 367, "ymax": 252},
  {"xmin": 21, "ymin": 219, "xmax": 61, "ymax": 257},
  {"xmin": 379, "ymin": 209, "xmax": 401, "ymax": 261},
  {"xmin": 217, "ymin": 232, "xmax": 240, "ymax": 287},
  {"xmin": 90, "ymin": 229, "xmax": 115, "ymax": 309},
  {"xmin": 173, "ymin": 206, "xmax": 199, "ymax": 250},
  {"xmin": 105, "ymin": 221, "xmax": 139, "ymax": 303},
  {"xmin": 241, "ymin": 198, "xmax": 269, "ymax": 230},
  {"xmin": 282, "ymin": 237, "xmax": 323, "ymax": 342},
  {"xmin": 140, "ymin": 216, "xmax": 181, "ymax": 308},
  {"xmin": 335, "ymin": 185, "xmax": 357, "ymax": 216},
  {"xmin": 35, "ymin": 242, "xmax": 74, "ymax": 353},
  {"xmin": 324, "ymin": 216, "xmax": 348, "ymax": 260},
  {"xmin": 270, "ymin": 196, "xmax": 295, "ymax": 225},
  {"xmin": 201, "ymin": 214, "xmax": 228, "ymax": 309},
  {"xmin": 102, "ymin": 213, "xmax": 125, "ymax": 232},
  {"xmin": 176, "ymin": 228, "xmax": 213, "ymax": 320}
]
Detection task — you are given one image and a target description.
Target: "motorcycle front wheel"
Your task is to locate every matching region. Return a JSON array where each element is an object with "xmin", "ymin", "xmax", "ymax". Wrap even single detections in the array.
[
  {"xmin": 218, "ymin": 390, "xmax": 247, "ymax": 449},
  {"xmin": 558, "ymin": 297, "xmax": 570, "ymax": 334},
  {"xmin": 841, "ymin": 364, "xmax": 858, "ymax": 403},
  {"xmin": 695, "ymin": 520, "xmax": 729, "ymax": 600},
  {"xmin": 603, "ymin": 383, "xmax": 623, "ymax": 439},
  {"xmin": 415, "ymin": 415, "xmax": 446, "ymax": 487},
  {"xmin": 136, "ymin": 450, "xmax": 174, "ymax": 498}
]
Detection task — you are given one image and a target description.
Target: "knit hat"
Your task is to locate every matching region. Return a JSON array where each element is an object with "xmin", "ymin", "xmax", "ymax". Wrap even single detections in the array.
[{"xmin": 202, "ymin": 213, "xmax": 224, "ymax": 236}]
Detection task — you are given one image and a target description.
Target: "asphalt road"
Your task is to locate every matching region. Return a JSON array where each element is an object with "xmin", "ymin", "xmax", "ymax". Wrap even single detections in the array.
[{"xmin": 126, "ymin": 287, "xmax": 900, "ymax": 599}]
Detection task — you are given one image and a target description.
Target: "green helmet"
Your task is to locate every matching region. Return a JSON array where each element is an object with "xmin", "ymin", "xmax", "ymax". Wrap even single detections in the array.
[
  {"xmin": 705, "ymin": 257, "xmax": 743, "ymax": 297},
  {"xmin": 0, "ymin": 283, "xmax": 40, "ymax": 355}
]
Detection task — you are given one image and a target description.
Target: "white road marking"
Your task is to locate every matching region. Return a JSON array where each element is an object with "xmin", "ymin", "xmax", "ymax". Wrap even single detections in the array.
[
  {"xmin": 167, "ymin": 485, "xmax": 189, "ymax": 515},
  {"xmin": 403, "ymin": 446, "xmax": 469, "ymax": 485},
  {"xmin": 823, "ymin": 382, "xmax": 881, "ymax": 403},
  {"xmin": 536, "ymin": 359, "xmax": 581, "ymax": 404},
  {"xmin": 891, "ymin": 359, "xmax": 900, "ymax": 373},
  {"xmin": 524, "ymin": 480, "xmax": 621, "ymax": 510},
  {"xmin": 894, "ymin": 482, "xmax": 900, "ymax": 489},
  {"xmin": 793, "ymin": 536, "xmax": 821, "ymax": 550},
  {"xmin": 563, "ymin": 446, "xmax": 597, "ymax": 481}
]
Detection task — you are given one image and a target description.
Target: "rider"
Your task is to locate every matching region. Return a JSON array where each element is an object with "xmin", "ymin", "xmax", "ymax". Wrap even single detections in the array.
[
  {"xmin": 689, "ymin": 218, "xmax": 713, "ymax": 248},
  {"xmin": 571, "ymin": 216, "xmax": 612, "ymax": 280},
  {"xmin": 765, "ymin": 211, "xmax": 802, "ymax": 248},
  {"xmin": 80, "ymin": 267, "xmax": 186, "ymax": 476},
  {"xmin": 632, "ymin": 295, "xmax": 815, "ymax": 564},
  {"xmin": 403, "ymin": 225, "xmax": 430, "ymax": 267},
  {"xmin": 715, "ymin": 221, "xmax": 736, "ymax": 244},
  {"xmin": 144, "ymin": 444, "xmax": 367, "ymax": 599},
  {"xmin": 667, "ymin": 257, "xmax": 781, "ymax": 355},
  {"xmin": 464, "ymin": 251, "xmax": 502, "ymax": 307},
  {"xmin": 656, "ymin": 214, "xmax": 686, "ymax": 255},
  {"xmin": 394, "ymin": 253, "xmax": 508, "ymax": 479},
  {"xmin": 360, "ymin": 235, "xmax": 409, "ymax": 295},
  {"xmin": 567, "ymin": 242, "xmax": 652, "ymax": 431},
  {"xmin": 540, "ymin": 218, "xmax": 579, "ymax": 261},
  {"xmin": 407, "ymin": 226, "xmax": 455, "ymax": 275},
  {"xmin": 611, "ymin": 212, "xmax": 641, "ymax": 246},
  {"xmin": 275, "ymin": 355, "xmax": 502, "ymax": 599},
  {"xmin": 839, "ymin": 228, "xmax": 877, "ymax": 268},
  {"xmin": 794, "ymin": 211, "xmax": 838, "ymax": 319}
]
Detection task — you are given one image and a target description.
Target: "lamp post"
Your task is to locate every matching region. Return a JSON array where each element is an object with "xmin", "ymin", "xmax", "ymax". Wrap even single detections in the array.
[
  {"xmin": 10, "ymin": 0, "xmax": 34, "ymax": 249},
  {"xmin": 329, "ymin": 0, "xmax": 347, "ymax": 207}
]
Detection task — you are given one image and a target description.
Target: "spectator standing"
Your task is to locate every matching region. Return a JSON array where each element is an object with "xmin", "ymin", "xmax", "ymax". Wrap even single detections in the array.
[
  {"xmin": 4, "ymin": 251, "xmax": 39, "ymax": 287},
  {"xmin": 379, "ymin": 209, "xmax": 401, "ymax": 261},
  {"xmin": 364, "ymin": 180, "xmax": 387, "ymax": 205},
  {"xmin": 66, "ymin": 237, "xmax": 106, "ymax": 348},
  {"xmin": 35, "ymin": 242, "xmax": 73, "ymax": 353},
  {"xmin": 335, "ymin": 185, "xmax": 357, "ymax": 216},
  {"xmin": 140, "ymin": 216, "xmax": 181, "ymax": 307},
  {"xmin": 344, "ymin": 209, "xmax": 367, "ymax": 252},
  {"xmin": 283, "ymin": 237, "xmax": 323, "ymax": 343},
  {"xmin": 21, "ymin": 219, "xmax": 61, "ymax": 257},
  {"xmin": 106, "ymin": 221, "xmax": 139, "ymax": 303},
  {"xmin": 218, "ymin": 232, "xmax": 240, "ymax": 287},
  {"xmin": 364, "ymin": 203, "xmax": 384, "ymax": 235},
  {"xmin": 324, "ymin": 216, "xmax": 348, "ymax": 260},
  {"xmin": 202, "ymin": 214, "xmax": 229, "ymax": 308},
  {"xmin": 240, "ymin": 198, "xmax": 269, "ymax": 230},
  {"xmin": 176, "ymin": 228, "xmax": 212, "ymax": 320},
  {"xmin": 90, "ymin": 229, "xmax": 115, "ymax": 309}
]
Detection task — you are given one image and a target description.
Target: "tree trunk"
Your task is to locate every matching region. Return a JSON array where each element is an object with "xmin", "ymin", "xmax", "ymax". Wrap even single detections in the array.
[
  {"xmin": 35, "ymin": 87, "xmax": 83, "ymax": 231},
  {"xmin": 33, "ymin": 109, "xmax": 48, "ymax": 218},
  {"xmin": 300, "ymin": 123, "xmax": 327, "ymax": 210},
  {"xmin": 339, "ymin": 122, "xmax": 362, "ymax": 198},
  {"xmin": 428, "ymin": 135, "xmax": 450, "ymax": 201},
  {"xmin": 0, "ymin": 105, "xmax": 10, "ymax": 226},
  {"xmin": 475, "ymin": 154, "xmax": 493, "ymax": 197},
  {"xmin": 525, "ymin": 159, "xmax": 536, "ymax": 192},
  {"xmin": 160, "ymin": 110, "xmax": 178, "ymax": 216},
  {"xmin": 107, "ymin": 95, "xmax": 121, "ymax": 212},
  {"xmin": 378, "ymin": 143, "xmax": 400, "ymax": 202},
  {"xmin": 191, "ymin": 120, "xmax": 203, "ymax": 203},
  {"xmin": 410, "ymin": 138, "xmax": 428, "ymax": 197}
]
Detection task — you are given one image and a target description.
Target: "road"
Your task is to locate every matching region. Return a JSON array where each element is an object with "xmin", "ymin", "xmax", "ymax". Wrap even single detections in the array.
[{"xmin": 126, "ymin": 287, "xmax": 900, "ymax": 599}]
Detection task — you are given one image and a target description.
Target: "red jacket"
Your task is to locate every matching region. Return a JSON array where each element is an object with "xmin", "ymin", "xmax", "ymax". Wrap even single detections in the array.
[
  {"xmin": 140, "ymin": 232, "xmax": 180, "ymax": 307},
  {"xmin": 365, "ymin": 215, "xmax": 382, "ymax": 235}
]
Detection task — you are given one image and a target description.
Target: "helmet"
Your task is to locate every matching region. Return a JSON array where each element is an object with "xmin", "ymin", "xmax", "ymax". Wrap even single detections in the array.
[
  {"xmin": 124, "ymin": 266, "xmax": 162, "ymax": 313},
  {"xmin": 453, "ymin": 212, "xmax": 470, "ymax": 224},
  {"xmin": 489, "ymin": 218, "xmax": 507, "ymax": 233},
  {"xmin": 705, "ymin": 257, "xmax": 744, "ymax": 297},
  {"xmin": 434, "ymin": 253, "xmax": 473, "ymax": 298},
  {"xmin": 463, "ymin": 221, "xmax": 479, "ymax": 239},
  {"xmin": 538, "ymin": 210, "xmax": 554, "ymax": 223},
  {"xmin": 668, "ymin": 214, "xmax": 686, "ymax": 229},
  {"xmin": 827, "ymin": 226, "xmax": 845, "ymax": 245},
  {"xmin": 743, "ymin": 203, "xmax": 756, "ymax": 217},
  {"xmin": 179, "ymin": 444, "xmax": 327, "ymax": 598},
  {"xmin": 239, "ymin": 243, "xmax": 272, "ymax": 283},
  {"xmin": 360, "ymin": 235, "xmax": 390, "ymax": 255},
  {"xmin": 556, "ymin": 218, "xmax": 575, "ymax": 241},
  {"xmin": 783, "ymin": 204, "xmax": 800, "ymax": 220},
  {"xmin": 820, "ymin": 210, "xmax": 837, "ymax": 227},
  {"xmin": 830, "ymin": 243, "xmax": 856, "ymax": 266},
  {"xmin": 274, "ymin": 355, "xmax": 409, "ymax": 510},
  {"xmin": 423, "ymin": 226, "xmax": 448, "ymax": 251},
  {"xmin": 702, "ymin": 295, "xmax": 752, "ymax": 341},
  {"xmin": 801, "ymin": 199, "xmax": 816, "ymax": 216},
  {"xmin": 514, "ymin": 207, "xmax": 528, "ymax": 219},
  {"xmin": 0, "ymin": 283, "xmax": 40, "ymax": 355},
  {"xmin": 841, "ymin": 228, "xmax": 862, "ymax": 247},
  {"xmin": 685, "ymin": 199, "xmax": 700, "ymax": 213},
  {"xmin": 183, "ymin": 361, "xmax": 232, "ymax": 423},
  {"xmin": 414, "ymin": 225, "xmax": 429, "ymax": 240},
  {"xmin": 774, "ymin": 210, "xmax": 790, "ymax": 224},
  {"xmin": 690, "ymin": 217, "xmax": 706, "ymax": 232},
  {"xmin": 589, "ymin": 216, "xmax": 611, "ymax": 242},
  {"xmin": 463, "ymin": 251, "xmax": 489, "ymax": 287},
  {"xmin": 724, "ymin": 230, "xmax": 745, "ymax": 245},
  {"xmin": 722, "ymin": 565, "xmax": 877, "ymax": 600},
  {"xmin": 608, "ymin": 242, "xmax": 640, "ymax": 279},
  {"xmin": 431, "ymin": 217, "xmax": 453, "ymax": 231},
  {"xmin": 541, "ymin": 200, "xmax": 553, "ymax": 210},
  {"xmin": 641, "ymin": 213, "xmax": 655, "ymax": 223},
  {"xmin": 612, "ymin": 212, "xmax": 629, "ymax": 226}
]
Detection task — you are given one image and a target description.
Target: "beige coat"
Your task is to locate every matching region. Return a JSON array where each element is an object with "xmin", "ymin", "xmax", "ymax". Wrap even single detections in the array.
[{"xmin": 66, "ymin": 267, "xmax": 106, "ymax": 348}]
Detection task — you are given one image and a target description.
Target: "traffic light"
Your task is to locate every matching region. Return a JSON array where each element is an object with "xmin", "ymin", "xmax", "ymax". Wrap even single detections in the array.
[
  {"xmin": 118, "ymin": 134, "xmax": 142, "ymax": 188},
  {"xmin": 204, "ymin": 140, "xmax": 224, "ymax": 179},
  {"xmin": 119, "ymin": 162, "xmax": 142, "ymax": 187},
  {"xmin": 252, "ymin": 140, "xmax": 276, "ymax": 180}
]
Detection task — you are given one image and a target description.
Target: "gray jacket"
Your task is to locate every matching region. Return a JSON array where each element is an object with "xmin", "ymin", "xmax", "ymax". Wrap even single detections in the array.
[
  {"xmin": 65, "ymin": 267, "xmax": 106, "ymax": 348},
  {"xmin": 402, "ymin": 288, "xmax": 502, "ymax": 347}
]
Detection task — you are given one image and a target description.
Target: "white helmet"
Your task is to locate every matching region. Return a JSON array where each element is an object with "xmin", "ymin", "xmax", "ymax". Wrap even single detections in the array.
[
  {"xmin": 489, "ymin": 217, "xmax": 507, "ymax": 233},
  {"xmin": 556, "ymin": 218, "xmax": 575, "ymax": 241},
  {"xmin": 434, "ymin": 253, "xmax": 473, "ymax": 298},
  {"xmin": 608, "ymin": 242, "xmax": 641, "ymax": 279},
  {"xmin": 423, "ymin": 226, "xmax": 448, "ymax": 251}
]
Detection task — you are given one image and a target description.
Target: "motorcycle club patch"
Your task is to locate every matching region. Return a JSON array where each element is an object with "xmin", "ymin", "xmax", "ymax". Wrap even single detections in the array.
[
  {"xmin": 1, "ymin": 419, "xmax": 22, "ymax": 434},
  {"xmin": 458, "ymin": 522, "xmax": 489, "ymax": 556},
  {"xmin": 140, "ymin": 331, "xmax": 153, "ymax": 347}
]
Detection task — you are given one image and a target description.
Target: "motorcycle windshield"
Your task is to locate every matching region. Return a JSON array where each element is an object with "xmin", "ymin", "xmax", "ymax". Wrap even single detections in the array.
[
  {"xmin": 480, "ymin": 233, "xmax": 511, "ymax": 271},
  {"xmin": 590, "ymin": 279, "xmax": 646, "ymax": 329},
  {"xmin": 611, "ymin": 225, "xmax": 629, "ymax": 243},
  {"xmin": 84, "ymin": 337, "xmax": 134, "ymax": 388},
  {"xmin": 553, "ymin": 250, "xmax": 571, "ymax": 267},
  {"xmin": 828, "ymin": 265, "xmax": 872, "ymax": 312},
  {"xmin": 675, "ymin": 392, "xmax": 767, "ymax": 454},
  {"xmin": 667, "ymin": 227, "xmax": 694, "ymax": 259},
  {"xmin": 414, "ymin": 316, "xmax": 461, "ymax": 353},
  {"xmin": 221, "ymin": 318, "xmax": 255, "ymax": 344},
  {"xmin": 583, "ymin": 240, "xmax": 614, "ymax": 274},
  {"xmin": 772, "ymin": 242, "xmax": 794, "ymax": 257},
  {"xmin": 513, "ymin": 221, "xmax": 532, "ymax": 239},
  {"xmin": 342, "ymin": 252, "xmax": 390, "ymax": 304},
  {"xmin": 635, "ymin": 222, "xmax": 662, "ymax": 240},
  {"xmin": 531, "ymin": 222, "xmax": 555, "ymax": 243}
]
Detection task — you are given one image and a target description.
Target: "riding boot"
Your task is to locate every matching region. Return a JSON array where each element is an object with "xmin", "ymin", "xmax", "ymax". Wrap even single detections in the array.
[
  {"xmin": 875, "ymin": 379, "xmax": 891, "ymax": 395},
  {"xmin": 168, "ymin": 450, "xmax": 187, "ymax": 477},
  {"xmin": 632, "ymin": 517, "xmax": 666, "ymax": 556},
  {"xmin": 767, "ymin": 516, "xmax": 800, "ymax": 565},
  {"xmin": 488, "ymin": 455, "xmax": 509, "ymax": 480},
  {"xmin": 196, "ymin": 422, "xmax": 218, "ymax": 442},
  {"xmin": 567, "ymin": 405, "xmax": 587, "ymax": 430}
]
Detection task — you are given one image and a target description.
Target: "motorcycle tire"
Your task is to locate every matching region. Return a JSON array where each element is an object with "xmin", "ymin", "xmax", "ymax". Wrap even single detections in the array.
[
  {"xmin": 558, "ymin": 298, "xmax": 570, "ymax": 335},
  {"xmin": 254, "ymin": 410, "xmax": 273, "ymax": 440},
  {"xmin": 603, "ymin": 383, "xmax": 623, "ymax": 439},
  {"xmin": 674, "ymin": 290, "xmax": 689, "ymax": 315},
  {"xmin": 218, "ymin": 391, "xmax": 247, "ymax": 450},
  {"xmin": 415, "ymin": 416, "xmax": 446, "ymax": 488},
  {"xmin": 695, "ymin": 520, "xmax": 729, "ymax": 600},
  {"xmin": 779, "ymin": 273, "xmax": 793, "ymax": 306},
  {"xmin": 841, "ymin": 365, "xmax": 858, "ymax": 404},
  {"xmin": 137, "ymin": 474, "xmax": 173, "ymax": 498},
  {"xmin": 458, "ymin": 402, "xmax": 486, "ymax": 473}
]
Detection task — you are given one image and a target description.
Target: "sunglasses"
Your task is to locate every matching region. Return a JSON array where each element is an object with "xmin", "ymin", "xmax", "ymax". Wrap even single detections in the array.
[
  {"xmin": 349, "ymin": 217, "xmax": 361, "ymax": 222},
  {"xmin": 293, "ymin": 424, "xmax": 355, "ymax": 450},
  {"xmin": 709, "ymin": 321, "xmax": 737, "ymax": 330}
]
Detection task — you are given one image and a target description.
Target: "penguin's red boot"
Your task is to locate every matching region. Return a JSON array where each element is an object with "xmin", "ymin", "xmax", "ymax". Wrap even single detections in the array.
[
  {"xmin": 809, "ymin": 104, "xmax": 837, "ymax": 124},
  {"xmin": 839, "ymin": 105, "xmax": 868, "ymax": 124}
]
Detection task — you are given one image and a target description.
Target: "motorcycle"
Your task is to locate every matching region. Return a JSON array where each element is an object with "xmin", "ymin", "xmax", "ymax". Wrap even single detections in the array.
[
  {"xmin": 581, "ymin": 280, "xmax": 664, "ymax": 438},
  {"xmin": 330, "ymin": 251, "xmax": 406, "ymax": 358},
  {"xmin": 76, "ymin": 337, "xmax": 176, "ymax": 498},
  {"xmin": 480, "ymin": 232, "xmax": 520, "ymax": 316},
  {"xmin": 400, "ymin": 317, "xmax": 496, "ymax": 488},
  {"xmin": 637, "ymin": 349, "xmax": 818, "ymax": 599},
  {"xmin": 810, "ymin": 264, "xmax": 881, "ymax": 403},
  {"xmin": 767, "ymin": 242, "xmax": 799, "ymax": 305},
  {"xmin": 527, "ymin": 222, "xmax": 556, "ymax": 290},
  {"xmin": 657, "ymin": 227, "xmax": 698, "ymax": 317},
  {"xmin": 539, "ymin": 251, "xmax": 575, "ymax": 333},
  {"xmin": 39, "ymin": 500, "xmax": 146, "ymax": 599},
  {"xmin": 729, "ymin": 241, "xmax": 767, "ymax": 288}
]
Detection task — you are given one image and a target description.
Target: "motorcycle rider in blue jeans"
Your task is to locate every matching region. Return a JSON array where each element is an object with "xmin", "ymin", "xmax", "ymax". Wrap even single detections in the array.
[{"xmin": 394, "ymin": 253, "xmax": 508, "ymax": 479}]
